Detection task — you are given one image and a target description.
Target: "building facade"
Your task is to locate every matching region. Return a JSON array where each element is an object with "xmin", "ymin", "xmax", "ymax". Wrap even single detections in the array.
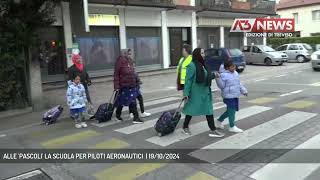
[
  {"xmin": 277, "ymin": 0, "xmax": 320, "ymax": 37},
  {"xmin": 29, "ymin": 0, "xmax": 275, "ymax": 109}
]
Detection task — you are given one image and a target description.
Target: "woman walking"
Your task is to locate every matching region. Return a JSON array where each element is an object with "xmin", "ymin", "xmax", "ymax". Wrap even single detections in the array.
[
  {"xmin": 114, "ymin": 49, "xmax": 143, "ymax": 124},
  {"xmin": 182, "ymin": 48, "xmax": 224, "ymax": 137},
  {"xmin": 216, "ymin": 61, "xmax": 248, "ymax": 133},
  {"xmin": 68, "ymin": 54, "xmax": 92, "ymax": 104}
]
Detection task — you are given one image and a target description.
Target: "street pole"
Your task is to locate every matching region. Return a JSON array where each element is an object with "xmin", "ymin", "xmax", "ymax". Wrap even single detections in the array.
[{"xmin": 83, "ymin": 0, "xmax": 90, "ymax": 32}]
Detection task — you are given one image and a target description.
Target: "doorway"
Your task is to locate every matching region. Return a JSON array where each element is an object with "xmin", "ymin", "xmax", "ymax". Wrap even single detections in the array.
[{"xmin": 169, "ymin": 27, "xmax": 191, "ymax": 66}]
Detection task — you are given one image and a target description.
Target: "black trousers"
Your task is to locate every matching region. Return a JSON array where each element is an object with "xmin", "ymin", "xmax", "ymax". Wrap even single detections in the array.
[
  {"xmin": 129, "ymin": 95, "xmax": 144, "ymax": 113},
  {"xmin": 183, "ymin": 115, "xmax": 216, "ymax": 131},
  {"xmin": 116, "ymin": 103, "xmax": 139, "ymax": 119}
]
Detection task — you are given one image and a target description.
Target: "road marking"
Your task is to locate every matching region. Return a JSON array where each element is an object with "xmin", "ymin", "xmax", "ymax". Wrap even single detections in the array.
[
  {"xmin": 143, "ymin": 97, "xmax": 180, "ymax": 107},
  {"xmin": 293, "ymin": 71, "xmax": 302, "ymax": 74},
  {"xmin": 190, "ymin": 111, "xmax": 317, "ymax": 163},
  {"xmin": 186, "ymin": 171, "xmax": 220, "ymax": 180},
  {"xmin": 115, "ymin": 102, "xmax": 225, "ymax": 135},
  {"xmin": 0, "ymin": 134, "xmax": 6, "ymax": 138},
  {"xmin": 254, "ymin": 78, "xmax": 267, "ymax": 82},
  {"xmin": 310, "ymin": 82, "xmax": 320, "ymax": 86},
  {"xmin": 279, "ymin": 90, "xmax": 303, "ymax": 97},
  {"xmin": 146, "ymin": 106, "xmax": 271, "ymax": 147},
  {"xmin": 250, "ymin": 133, "xmax": 320, "ymax": 180},
  {"xmin": 41, "ymin": 130, "xmax": 99, "ymax": 149},
  {"xmin": 93, "ymin": 163, "xmax": 166, "ymax": 180},
  {"xmin": 248, "ymin": 97, "xmax": 277, "ymax": 104},
  {"xmin": 275, "ymin": 74, "xmax": 287, "ymax": 78},
  {"xmin": 7, "ymin": 169, "xmax": 45, "ymax": 180},
  {"xmin": 284, "ymin": 100, "xmax": 315, "ymax": 109},
  {"xmin": 254, "ymin": 82, "xmax": 308, "ymax": 86},
  {"xmin": 91, "ymin": 138, "xmax": 129, "ymax": 149}
]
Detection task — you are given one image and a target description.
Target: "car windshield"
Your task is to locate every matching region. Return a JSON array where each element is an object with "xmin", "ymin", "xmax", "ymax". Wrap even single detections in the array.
[
  {"xmin": 303, "ymin": 44, "xmax": 313, "ymax": 50},
  {"xmin": 229, "ymin": 49, "xmax": 242, "ymax": 56},
  {"xmin": 260, "ymin": 46, "xmax": 275, "ymax": 52}
]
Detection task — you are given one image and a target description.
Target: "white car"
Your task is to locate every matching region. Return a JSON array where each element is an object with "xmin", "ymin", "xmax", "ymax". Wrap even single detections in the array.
[{"xmin": 311, "ymin": 50, "xmax": 320, "ymax": 71}]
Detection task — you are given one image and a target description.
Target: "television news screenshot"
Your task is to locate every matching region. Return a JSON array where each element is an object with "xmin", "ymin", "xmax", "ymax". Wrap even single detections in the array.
[{"xmin": 1, "ymin": 0, "xmax": 320, "ymax": 180}]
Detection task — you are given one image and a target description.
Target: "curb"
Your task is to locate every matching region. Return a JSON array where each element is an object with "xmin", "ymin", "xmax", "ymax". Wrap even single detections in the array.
[{"xmin": 0, "ymin": 107, "xmax": 33, "ymax": 120}]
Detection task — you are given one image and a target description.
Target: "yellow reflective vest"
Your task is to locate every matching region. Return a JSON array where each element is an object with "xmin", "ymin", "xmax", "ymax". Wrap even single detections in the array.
[{"xmin": 176, "ymin": 55, "xmax": 192, "ymax": 85}]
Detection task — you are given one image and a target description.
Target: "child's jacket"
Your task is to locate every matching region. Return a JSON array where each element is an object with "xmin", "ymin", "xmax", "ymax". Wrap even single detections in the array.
[
  {"xmin": 66, "ymin": 80, "xmax": 87, "ymax": 109},
  {"xmin": 216, "ymin": 71, "xmax": 247, "ymax": 99}
]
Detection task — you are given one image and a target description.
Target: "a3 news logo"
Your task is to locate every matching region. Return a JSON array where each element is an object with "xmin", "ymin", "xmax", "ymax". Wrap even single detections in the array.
[{"xmin": 230, "ymin": 18, "xmax": 295, "ymax": 33}]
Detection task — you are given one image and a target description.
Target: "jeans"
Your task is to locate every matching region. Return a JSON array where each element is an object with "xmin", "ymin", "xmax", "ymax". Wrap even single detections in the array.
[
  {"xmin": 183, "ymin": 115, "xmax": 216, "ymax": 131},
  {"xmin": 218, "ymin": 108, "xmax": 236, "ymax": 127}
]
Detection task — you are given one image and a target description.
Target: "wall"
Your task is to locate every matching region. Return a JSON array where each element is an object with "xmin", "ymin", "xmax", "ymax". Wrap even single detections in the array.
[
  {"xmin": 277, "ymin": 4, "xmax": 320, "ymax": 37},
  {"xmin": 167, "ymin": 10, "xmax": 192, "ymax": 27},
  {"xmin": 125, "ymin": 9, "xmax": 161, "ymax": 27}
]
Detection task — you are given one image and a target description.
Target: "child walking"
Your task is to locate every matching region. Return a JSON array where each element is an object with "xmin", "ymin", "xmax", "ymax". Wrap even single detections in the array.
[
  {"xmin": 129, "ymin": 72, "xmax": 151, "ymax": 119},
  {"xmin": 67, "ymin": 75, "xmax": 88, "ymax": 129},
  {"xmin": 215, "ymin": 61, "xmax": 248, "ymax": 133}
]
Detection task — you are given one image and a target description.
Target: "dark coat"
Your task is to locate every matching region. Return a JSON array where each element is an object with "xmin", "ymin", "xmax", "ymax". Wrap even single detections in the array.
[
  {"xmin": 67, "ymin": 65, "xmax": 91, "ymax": 86},
  {"xmin": 114, "ymin": 56, "xmax": 137, "ymax": 89}
]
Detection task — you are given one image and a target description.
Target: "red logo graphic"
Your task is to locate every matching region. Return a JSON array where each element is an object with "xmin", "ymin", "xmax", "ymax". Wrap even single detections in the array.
[{"xmin": 231, "ymin": 18, "xmax": 295, "ymax": 33}]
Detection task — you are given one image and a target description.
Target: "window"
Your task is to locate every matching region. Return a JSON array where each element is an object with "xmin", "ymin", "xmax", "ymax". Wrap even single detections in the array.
[
  {"xmin": 303, "ymin": 44, "xmax": 313, "ymax": 50},
  {"xmin": 288, "ymin": 45, "xmax": 299, "ymax": 50},
  {"xmin": 293, "ymin": 13, "xmax": 299, "ymax": 24},
  {"xmin": 276, "ymin": 45, "xmax": 287, "ymax": 51},
  {"xmin": 312, "ymin": 10, "xmax": 320, "ymax": 21},
  {"xmin": 229, "ymin": 49, "xmax": 243, "ymax": 56},
  {"xmin": 252, "ymin": 46, "xmax": 261, "ymax": 53},
  {"xmin": 242, "ymin": 46, "xmax": 251, "ymax": 52}
]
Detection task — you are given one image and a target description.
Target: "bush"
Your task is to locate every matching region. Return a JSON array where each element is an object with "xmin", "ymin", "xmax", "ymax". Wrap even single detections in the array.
[{"xmin": 267, "ymin": 36, "xmax": 320, "ymax": 50}]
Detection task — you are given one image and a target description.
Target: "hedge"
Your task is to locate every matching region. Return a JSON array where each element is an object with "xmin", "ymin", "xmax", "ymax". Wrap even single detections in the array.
[{"xmin": 267, "ymin": 36, "xmax": 320, "ymax": 50}]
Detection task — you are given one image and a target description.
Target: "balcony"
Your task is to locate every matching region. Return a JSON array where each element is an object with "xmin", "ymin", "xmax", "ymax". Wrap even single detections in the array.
[
  {"xmin": 89, "ymin": 0, "xmax": 175, "ymax": 8},
  {"xmin": 196, "ymin": 0, "xmax": 276, "ymax": 15}
]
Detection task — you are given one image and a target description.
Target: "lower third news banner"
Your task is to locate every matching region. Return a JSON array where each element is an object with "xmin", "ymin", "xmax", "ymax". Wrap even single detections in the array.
[{"xmin": 1, "ymin": 149, "xmax": 320, "ymax": 163}]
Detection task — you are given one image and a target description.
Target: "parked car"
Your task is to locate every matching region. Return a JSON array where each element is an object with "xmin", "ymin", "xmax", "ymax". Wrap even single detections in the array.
[
  {"xmin": 204, "ymin": 48, "xmax": 246, "ymax": 73},
  {"xmin": 311, "ymin": 50, "xmax": 320, "ymax": 71},
  {"xmin": 242, "ymin": 45, "xmax": 288, "ymax": 66},
  {"xmin": 275, "ymin": 43, "xmax": 313, "ymax": 63}
]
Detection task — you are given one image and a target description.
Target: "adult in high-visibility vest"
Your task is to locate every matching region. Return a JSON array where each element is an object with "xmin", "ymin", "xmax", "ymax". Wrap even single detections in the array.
[{"xmin": 176, "ymin": 44, "xmax": 193, "ymax": 91}]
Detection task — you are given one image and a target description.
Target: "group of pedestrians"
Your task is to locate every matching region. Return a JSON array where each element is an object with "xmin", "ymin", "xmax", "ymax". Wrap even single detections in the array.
[
  {"xmin": 66, "ymin": 49, "xmax": 151, "ymax": 128},
  {"xmin": 176, "ymin": 44, "xmax": 248, "ymax": 137},
  {"xmin": 65, "ymin": 45, "xmax": 248, "ymax": 134}
]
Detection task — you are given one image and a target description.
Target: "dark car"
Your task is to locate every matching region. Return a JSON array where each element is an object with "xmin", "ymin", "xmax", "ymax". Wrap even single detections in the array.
[{"xmin": 205, "ymin": 48, "xmax": 246, "ymax": 73}]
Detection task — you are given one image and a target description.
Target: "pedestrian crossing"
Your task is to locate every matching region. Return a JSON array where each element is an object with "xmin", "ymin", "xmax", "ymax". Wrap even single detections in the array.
[
  {"xmin": 146, "ymin": 106, "xmax": 271, "ymax": 147},
  {"xmin": 37, "ymin": 94, "xmax": 320, "ymax": 180}
]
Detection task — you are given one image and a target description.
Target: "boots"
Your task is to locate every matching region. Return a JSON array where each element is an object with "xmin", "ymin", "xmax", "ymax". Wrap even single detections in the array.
[{"xmin": 129, "ymin": 104, "xmax": 143, "ymax": 124}]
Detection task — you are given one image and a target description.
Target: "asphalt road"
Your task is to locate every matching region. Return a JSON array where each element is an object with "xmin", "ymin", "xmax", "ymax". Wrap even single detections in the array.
[{"xmin": 1, "ymin": 62, "xmax": 320, "ymax": 180}]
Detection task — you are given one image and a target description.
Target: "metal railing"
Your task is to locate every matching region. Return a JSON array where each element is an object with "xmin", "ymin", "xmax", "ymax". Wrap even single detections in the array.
[{"xmin": 196, "ymin": 0, "xmax": 276, "ymax": 14}]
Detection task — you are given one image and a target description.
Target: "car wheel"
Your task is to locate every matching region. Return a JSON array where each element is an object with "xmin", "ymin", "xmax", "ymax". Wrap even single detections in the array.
[
  {"xmin": 297, "ymin": 55, "xmax": 305, "ymax": 63},
  {"xmin": 264, "ymin": 58, "xmax": 272, "ymax": 66},
  {"xmin": 313, "ymin": 67, "xmax": 319, "ymax": 71},
  {"xmin": 237, "ymin": 69, "xmax": 244, "ymax": 73},
  {"xmin": 279, "ymin": 62, "xmax": 283, "ymax": 66}
]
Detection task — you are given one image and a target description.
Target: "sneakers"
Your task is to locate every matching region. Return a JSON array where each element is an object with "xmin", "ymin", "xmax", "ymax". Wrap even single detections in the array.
[
  {"xmin": 183, "ymin": 128, "xmax": 192, "ymax": 135},
  {"xmin": 75, "ymin": 123, "xmax": 82, "ymax": 129},
  {"xmin": 133, "ymin": 118, "xmax": 144, "ymax": 124},
  {"xmin": 216, "ymin": 120, "xmax": 224, "ymax": 129},
  {"xmin": 129, "ymin": 113, "xmax": 134, "ymax": 120},
  {"xmin": 75, "ymin": 122, "xmax": 88, "ymax": 128},
  {"xmin": 81, "ymin": 122, "xmax": 88, "ymax": 128},
  {"xmin": 140, "ymin": 112, "xmax": 151, "ymax": 118},
  {"xmin": 229, "ymin": 126, "xmax": 243, "ymax": 133},
  {"xmin": 209, "ymin": 130, "xmax": 225, "ymax": 137}
]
